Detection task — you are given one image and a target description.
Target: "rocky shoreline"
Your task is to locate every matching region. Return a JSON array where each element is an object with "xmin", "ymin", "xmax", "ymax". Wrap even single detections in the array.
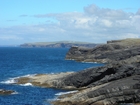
[
  {"xmin": 0, "ymin": 89, "xmax": 15, "ymax": 95},
  {"xmin": 12, "ymin": 39, "xmax": 140, "ymax": 105}
]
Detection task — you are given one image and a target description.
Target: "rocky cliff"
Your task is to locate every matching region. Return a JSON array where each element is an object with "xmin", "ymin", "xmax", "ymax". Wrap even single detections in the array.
[
  {"xmin": 14, "ymin": 38, "xmax": 140, "ymax": 105},
  {"xmin": 66, "ymin": 38, "xmax": 140, "ymax": 63}
]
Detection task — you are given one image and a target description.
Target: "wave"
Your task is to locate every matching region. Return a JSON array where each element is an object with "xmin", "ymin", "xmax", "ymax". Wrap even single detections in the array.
[
  {"xmin": 47, "ymin": 97, "xmax": 60, "ymax": 102},
  {"xmin": 0, "ymin": 74, "xmax": 36, "ymax": 84},
  {"xmin": 11, "ymin": 91, "xmax": 19, "ymax": 95},
  {"xmin": 0, "ymin": 78, "xmax": 16, "ymax": 84},
  {"xmin": 19, "ymin": 74, "xmax": 36, "ymax": 78},
  {"xmin": 81, "ymin": 61, "xmax": 97, "ymax": 63},
  {"xmin": 55, "ymin": 90, "xmax": 78, "ymax": 96},
  {"xmin": 20, "ymin": 83, "xmax": 33, "ymax": 86}
]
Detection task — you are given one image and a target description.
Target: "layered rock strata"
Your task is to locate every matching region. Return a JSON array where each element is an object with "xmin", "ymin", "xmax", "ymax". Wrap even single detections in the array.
[
  {"xmin": 13, "ymin": 39, "xmax": 140, "ymax": 105},
  {"xmin": 66, "ymin": 43, "xmax": 140, "ymax": 63}
]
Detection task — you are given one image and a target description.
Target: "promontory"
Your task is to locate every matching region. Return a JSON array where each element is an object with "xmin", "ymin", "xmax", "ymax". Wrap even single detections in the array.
[
  {"xmin": 20, "ymin": 41, "xmax": 97, "ymax": 48},
  {"xmin": 13, "ymin": 38, "xmax": 140, "ymax": 105}
]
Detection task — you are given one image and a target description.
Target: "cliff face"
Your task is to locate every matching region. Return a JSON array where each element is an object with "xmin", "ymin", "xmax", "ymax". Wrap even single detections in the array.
[
  {"xmin": 53, "ymin": 39, "xmax": 140, "ymax": 105},
  {"xmin": 66, "ymin": 39, "xmax": 140, "ymax": 63},
  {"xmin": 14, "ymin": 38, "xmax": 140, "ymax": 105}
]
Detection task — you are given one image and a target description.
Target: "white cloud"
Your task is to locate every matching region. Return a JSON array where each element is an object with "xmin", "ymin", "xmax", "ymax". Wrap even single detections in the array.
[{"xmin": 0, "ymin": 4, "xmax": 140, "ymax": 44}]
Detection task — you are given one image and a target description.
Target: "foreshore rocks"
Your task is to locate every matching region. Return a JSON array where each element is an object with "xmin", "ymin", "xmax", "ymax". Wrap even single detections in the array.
[
  {"xmin": 13, "ymin": 38, "xmax": 140, "ymax": 105},
  {"xmin": 14, "ymin": 72, "xmax": 75, "ymax": 89},
  {"xmin": 0, "ymin": 89, "xmax": 15, "ymax": 95}
]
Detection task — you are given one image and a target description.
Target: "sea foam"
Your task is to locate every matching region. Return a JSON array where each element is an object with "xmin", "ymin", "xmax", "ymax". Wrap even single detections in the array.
[
  {"xmin": 0, "ymin": 78, "xmax": 16, "ymax": 84},
  {"xmin": 55, "ymin": 90, "xmax": 78, "ymax": 96},
  {"xmin": 20, "ymin": 83, "xmax": 33, "ymax": 86},
  {"xmin": 0, "ymin": 74, "xmax": 36, "ymax": 84},
  {"xmin": 11, "ymin": 91, "xmax": 19, "ymax": 95}
]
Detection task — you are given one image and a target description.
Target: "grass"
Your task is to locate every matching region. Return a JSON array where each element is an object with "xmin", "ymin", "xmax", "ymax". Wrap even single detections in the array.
[
  {"xmin": 120, "ymin": 38, "xmax": 140, "ymax": 45},
  {"xmin": 109, "ymin": 38, "xmax": 140, "ymax": 46}
]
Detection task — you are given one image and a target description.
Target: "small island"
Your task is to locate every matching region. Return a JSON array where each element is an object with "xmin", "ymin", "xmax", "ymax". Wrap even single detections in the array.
[
  {"xmin": 0, "ymin": 89, "xmax": 15, "ymax": 95},
  {"xmin": 13, "ymin": 38, "xmax": 140, "ymax": 105}
]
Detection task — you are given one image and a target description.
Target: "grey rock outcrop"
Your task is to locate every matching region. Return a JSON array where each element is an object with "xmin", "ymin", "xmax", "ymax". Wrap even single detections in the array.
[
  {"xmin": 54, "ymin": 61, "xmax": 140, "ymax": 89},
  {"xmin": 52, "ymin": 39, "xmax": 140, "ymax": 105},
  {"xmin": 52, "ymin": 75, "xmax": 140, "ymax": 105},
  {"xmin": 14, "ymin": 39, "xmax": 140, "ymax": 105},
  {"xmin": 66, "ymin": 39, "xmax": 140, "ymax": 63}
]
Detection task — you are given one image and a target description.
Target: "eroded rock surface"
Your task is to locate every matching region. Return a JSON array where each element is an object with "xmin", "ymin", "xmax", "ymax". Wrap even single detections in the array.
[
  {"xmin": 14, "ymin": 72, "xmax": 74, "ymax": 89},
  {"xmin": 66, "ymin": 45, "xmax": 140, "ymax": 63},
  {"xmin": 52, "ymin": 75, "xmax": 140, "ymax": 105},
  {"xmin": 13, "ymin": 39, "xmax": 140, "ymax": 105}
]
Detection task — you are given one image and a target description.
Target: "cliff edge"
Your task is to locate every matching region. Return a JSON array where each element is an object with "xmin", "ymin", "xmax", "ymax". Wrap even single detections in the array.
[
  {"xmin": 66, "ymin": 38, "xmax": 140, "ymax": 63},
  {"xmin": 14, "ymin": 38, "xmax": 140, "ymax": 105}
]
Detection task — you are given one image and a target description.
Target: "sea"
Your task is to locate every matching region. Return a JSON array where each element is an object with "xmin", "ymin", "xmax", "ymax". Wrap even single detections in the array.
[{"xmin": 0, "ymin": 47, "xmax": 104, "ymax": 105}]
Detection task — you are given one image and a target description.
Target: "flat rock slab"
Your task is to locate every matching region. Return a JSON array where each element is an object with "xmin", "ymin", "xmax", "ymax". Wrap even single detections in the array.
[{"xmin": 14, "ymin": 72, "xmax": 74, "ymax": 88}]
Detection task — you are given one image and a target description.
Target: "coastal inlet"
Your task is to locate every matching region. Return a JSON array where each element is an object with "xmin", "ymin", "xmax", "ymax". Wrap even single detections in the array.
[{"xmin": 0, "ymin": 47, "xmax": 101, "ymax": 105}]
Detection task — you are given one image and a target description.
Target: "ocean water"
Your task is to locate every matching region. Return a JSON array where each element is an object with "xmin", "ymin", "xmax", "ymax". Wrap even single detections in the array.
[{"xmin": 0, "ymin": 47, "xmax": 104, "ymax": 105}]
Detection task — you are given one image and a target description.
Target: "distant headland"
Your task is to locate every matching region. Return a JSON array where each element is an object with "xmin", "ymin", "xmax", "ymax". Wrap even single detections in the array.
[{"xmin": 20, "ymin": 41, "xmax": 98, "ymax": 48}]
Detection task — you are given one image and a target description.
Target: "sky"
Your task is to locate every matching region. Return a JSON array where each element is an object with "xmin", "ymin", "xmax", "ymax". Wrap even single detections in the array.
[{"xmin": 0, "ymin": 0, "xmax": 140, "ymax": 45}]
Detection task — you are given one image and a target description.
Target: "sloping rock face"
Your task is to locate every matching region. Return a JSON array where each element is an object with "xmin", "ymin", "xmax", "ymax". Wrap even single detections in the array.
[
  {"xmin": 55, "ymin": 61, "xmax": 140, "ymax": 89},
  {"xmin": 14, "ymin": 39, "xmax": 140, "ymax": 105},
  {"xmin": 52, "ymin": 75, "xmax": 140, "ymax": 105},
  {"xmin": 51, "ymin": 39, "xmax": 140, "ymax": 105},
  {"xmin": 66, "ymin": 43, "xmax": 140, "ymax": 63}
]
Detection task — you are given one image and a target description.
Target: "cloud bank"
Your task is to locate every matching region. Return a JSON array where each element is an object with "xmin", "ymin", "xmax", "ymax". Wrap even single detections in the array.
[{"xmin": 0, "ymin": 4, "xmax": 140, "ymax": 45}]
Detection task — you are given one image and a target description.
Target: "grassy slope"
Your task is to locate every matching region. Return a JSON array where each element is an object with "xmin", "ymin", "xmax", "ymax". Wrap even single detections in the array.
[
  {"xmin": 108, "ymin": 38, "xmax": 140, "ymax": 46},
  {"xmin": 120, "ymin": 38, "xmax": 140, "ymax": 45}
]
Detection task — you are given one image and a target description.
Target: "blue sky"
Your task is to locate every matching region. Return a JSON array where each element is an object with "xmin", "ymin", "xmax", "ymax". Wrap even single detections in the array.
[{"xmin": 0, "ymin": 0, "xmax": 140, "ymax": 45}]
